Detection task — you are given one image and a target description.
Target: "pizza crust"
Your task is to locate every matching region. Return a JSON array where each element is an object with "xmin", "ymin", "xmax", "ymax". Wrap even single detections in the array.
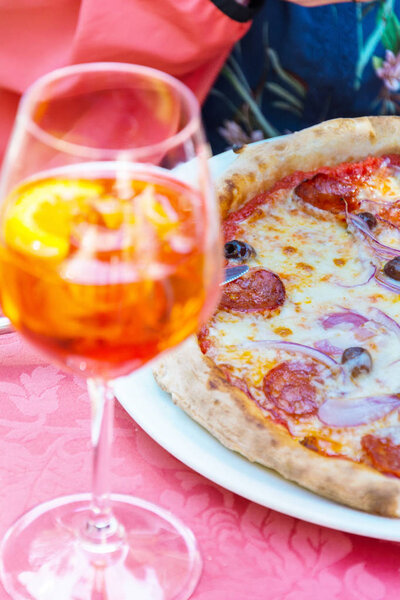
[
  {"xmin": 153, "ymin": 116, "xmax": 400, "ymax": 517},
  {"xmin": 217, "ymin": 115, "xmax": 400, "ymax": 217},
  {"xmin": 154, "ymin": 338, "xmax": 400, "ymax": 516}
]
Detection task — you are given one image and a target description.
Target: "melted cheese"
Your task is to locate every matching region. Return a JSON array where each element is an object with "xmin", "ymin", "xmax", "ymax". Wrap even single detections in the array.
[
  {"xmin": 358, "ymin": 164, "xmax": 400, "ymax": 204},
  {"xmin": 206, "ymin": 181, "xmax": 400, "ymax": 461}
]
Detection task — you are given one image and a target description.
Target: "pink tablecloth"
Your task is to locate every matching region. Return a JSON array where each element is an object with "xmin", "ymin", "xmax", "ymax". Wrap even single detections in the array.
[{"xmin": 0, "ymin": 331, "xmax": 400, "ymax": 600}]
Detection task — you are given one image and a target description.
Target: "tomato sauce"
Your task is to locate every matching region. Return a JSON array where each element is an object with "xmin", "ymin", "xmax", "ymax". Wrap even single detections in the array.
[{"xmin": 222, "ymin": 154, "xmax": 391, "ymax": 241}]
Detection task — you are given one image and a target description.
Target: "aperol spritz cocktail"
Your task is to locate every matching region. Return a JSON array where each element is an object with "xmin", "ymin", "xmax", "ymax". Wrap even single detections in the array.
[
  {"xmin": 0, "ymin": 165, "xmax": 215, "ymax": 379},
  {"xmin": 0, "ymin": 63, "xmax": 222, "ymax": 600}
]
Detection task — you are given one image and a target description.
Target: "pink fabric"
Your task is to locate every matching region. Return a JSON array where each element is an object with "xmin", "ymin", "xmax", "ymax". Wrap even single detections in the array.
[
  {"xmin": 1, "ymin": 5, "xmax": 396, "ymax": 595},
  {"xmin": 0, "ymin": 0, "xmax": 250, "ymax": 162},
  {"xmin": 0, "ymin": 331, "xmax": 399, "ymax": 599}
]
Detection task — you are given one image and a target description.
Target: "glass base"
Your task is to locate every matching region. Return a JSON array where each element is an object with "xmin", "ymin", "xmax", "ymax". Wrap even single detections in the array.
[{"xmin": 0, "ymin": 493, "xmax": 202, "ymax": 600}]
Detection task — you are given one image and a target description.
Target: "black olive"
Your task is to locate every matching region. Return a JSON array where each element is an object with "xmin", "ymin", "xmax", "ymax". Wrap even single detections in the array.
[
  {"xmin": 357, "ymin": 212, "xmax": 377, "ymax": 230},
  {"xmin": 383, "ymin": 256, "xmax": 400, "ymax": 281},
  {"xmin": 224, "ymin": 240, "xmax": 255, "ymax": 261},
  {"xmin": 232, "ymin": 144, "xmax": 244, "ymax": 154},
  {"xmin": 341, "ymin": 347, "xmax": 372, "ymax": 378}
]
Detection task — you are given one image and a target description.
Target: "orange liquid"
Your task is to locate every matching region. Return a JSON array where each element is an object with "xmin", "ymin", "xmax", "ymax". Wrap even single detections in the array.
[{"xmin": 0, "ymin": 165, "xmax": 220, "ymax": 378}]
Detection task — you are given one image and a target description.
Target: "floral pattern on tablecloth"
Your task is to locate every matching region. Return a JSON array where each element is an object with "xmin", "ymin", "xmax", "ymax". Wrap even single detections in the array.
[{"xmin": 0, "ymin": 332, "xmax": 400, "ymax": 598}]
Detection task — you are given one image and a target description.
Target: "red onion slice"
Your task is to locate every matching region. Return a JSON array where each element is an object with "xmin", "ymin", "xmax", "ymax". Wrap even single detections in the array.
[
  {"xmin": 318, "ymin": 395, "xmax": 400, "ymax": 427},
  {"xmin": 313, "ymin": 340, "xmax": 343, "ymax": 356},
  {"xmin": 355, "ymin": 195, "xmax": 400, "ymax": 206},
  {"xmin": 353, "ymin": 326, "xmax": 377, "ymax": 341},
  {"xmin": 375, "ymin": 270, "xmax": 400, "ymax": 294},
  {"xmin": 347, "ymin": 212, "xmax": 400, "ymax": 259},
  {"xmin": 368, "ymin": 307, "xmax": 400, "ymax": 338},
  {"xmin": 322, "ymin": 311, "xmax": 369, "ymax": 329},
  {"xmin": 245, "ymin": 339, "xmax": 342, "ymax": 372}
]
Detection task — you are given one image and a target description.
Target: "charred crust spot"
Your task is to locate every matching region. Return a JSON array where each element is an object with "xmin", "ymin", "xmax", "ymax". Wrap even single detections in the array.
[
  {"xmin": 363, "ymin": 486, "xmax": 400, "ymax": 516},
  {"xmin": 225, "ymin": 179, "xmax": 236, "ymax": 195},
  {"xmin": 301, "ymin": 436, "xmax": 320, "ymax": 452},
  {"xmin": 207, "ymin": 378, "xmax": 220, "ymax": 391}
]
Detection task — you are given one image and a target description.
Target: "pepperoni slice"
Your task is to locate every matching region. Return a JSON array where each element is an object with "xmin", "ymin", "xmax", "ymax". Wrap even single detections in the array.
[
  {"xmin": 219, "ymin": 268, "xmax": 285, "ymax": 312},
  {"xmin": 262, "ymin": 360, "xmax": 318, "ymax": 416},
  {"xmin": 361, "ymin": 434, "xmax": 400, "ymax": 477},
  {"xmin": 294, "ymin": 173, "xmax": 358, "ymax": 214}
]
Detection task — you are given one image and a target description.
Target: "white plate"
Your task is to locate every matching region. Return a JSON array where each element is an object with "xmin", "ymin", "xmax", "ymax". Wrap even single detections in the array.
[
  {"xmin": 114, "ymin": 366, "xmax": 400, "ymax": 541},
  {"xmin": 114, "ymin": 147, "xmax": 400, "ymax": 541}
]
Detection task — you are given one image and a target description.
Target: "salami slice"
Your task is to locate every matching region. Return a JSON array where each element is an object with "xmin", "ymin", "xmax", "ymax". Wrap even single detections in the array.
[
  {"xmin": 262, "ymin": 360, "xmax": 318, "ymax": 417},
  {"xmin": 219, "ymin": 268, "xmax": 285, "ymax": 312},
  {"xmin": 294, "ymin": 173, "xmax": 357, "ymax": 214},
  {"xmin": 362, "ymin": 433, "xmax": 400, "ymax": 477}
]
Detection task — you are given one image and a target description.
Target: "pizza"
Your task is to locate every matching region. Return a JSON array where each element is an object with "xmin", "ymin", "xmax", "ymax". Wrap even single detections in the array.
[{"xmin": 154, "ymin": 116, "xmax": 400, "ymax": 516}]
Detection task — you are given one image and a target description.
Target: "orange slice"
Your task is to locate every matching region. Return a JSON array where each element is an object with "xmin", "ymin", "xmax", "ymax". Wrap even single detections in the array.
[{"xmin": 4, "ymin": 179, "xmax": 103, "ymax": 259}]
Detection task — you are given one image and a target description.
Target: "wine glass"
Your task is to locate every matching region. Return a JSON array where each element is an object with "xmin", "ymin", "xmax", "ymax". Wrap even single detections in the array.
[{"xmin": 0, "ymin": 63, "xmax": 222, "ymax": 600}]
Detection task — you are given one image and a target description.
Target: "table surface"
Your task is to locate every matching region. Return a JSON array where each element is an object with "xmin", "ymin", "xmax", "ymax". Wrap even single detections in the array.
[{"xmin": 0, "ymin": 331, "xmax": 400, "ymax": 600}]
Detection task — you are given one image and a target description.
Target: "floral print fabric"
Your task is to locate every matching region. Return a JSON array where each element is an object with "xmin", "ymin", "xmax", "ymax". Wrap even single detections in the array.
[
  {"xmin": 0, "ymin": 332, "xmax": 400, "ymax": 599},
  {"xmin": 204, "ymin": 0, "xmax": 400, "ymax": 152}
]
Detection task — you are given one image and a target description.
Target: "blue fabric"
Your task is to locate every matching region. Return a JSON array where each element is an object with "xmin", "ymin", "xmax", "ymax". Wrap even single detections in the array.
[{"xmin": 203, "ymin": 0, "xmax": 400, "ymax": 153}]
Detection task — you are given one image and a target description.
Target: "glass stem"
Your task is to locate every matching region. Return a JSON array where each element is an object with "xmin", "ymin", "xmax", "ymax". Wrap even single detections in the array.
[{"xmin": 86, "ymin": 377, "xmax": 119, "ymax": 541}]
